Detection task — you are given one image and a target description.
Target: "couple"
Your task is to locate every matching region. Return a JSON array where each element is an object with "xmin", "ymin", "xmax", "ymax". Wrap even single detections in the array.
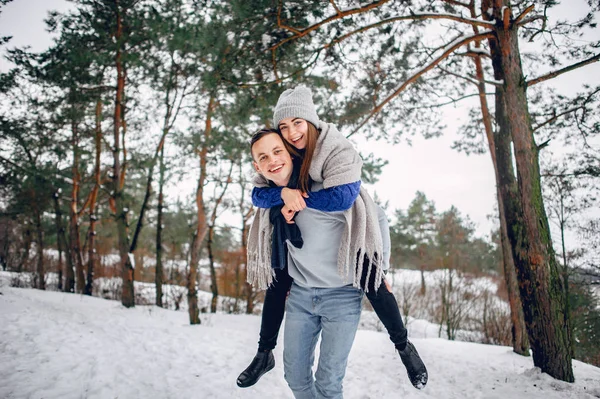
[{"xmin": 237, "ymin": 86, "xmax": 428, "ymax": 398}]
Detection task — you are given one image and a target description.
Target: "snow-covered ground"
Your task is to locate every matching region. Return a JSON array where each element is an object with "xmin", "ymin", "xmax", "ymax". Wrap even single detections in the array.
[{"xmin": 1, "ymin": 285, "xmax": 599, "ymax": 399}]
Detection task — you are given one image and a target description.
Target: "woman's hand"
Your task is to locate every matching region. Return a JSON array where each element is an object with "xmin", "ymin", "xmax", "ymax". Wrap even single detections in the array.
[
  {"xmin": 281, "ymin": 188, "xmax": 309, "ymax": 212},
  {"xmin": 281, "ymin": 205, "xmax": 296, "ymax": 224}
]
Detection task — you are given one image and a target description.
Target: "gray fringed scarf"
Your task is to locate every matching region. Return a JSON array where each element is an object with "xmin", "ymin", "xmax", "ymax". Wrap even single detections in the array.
[{"xmin": 246, "ymin": 121, "xmax": 384, "ymax": 291}]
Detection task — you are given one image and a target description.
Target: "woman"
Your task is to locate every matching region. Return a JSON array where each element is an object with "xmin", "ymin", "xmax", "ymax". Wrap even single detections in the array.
[{"xmin": 239, "ymin": 87, "xmax": 427, "ymax": 393}]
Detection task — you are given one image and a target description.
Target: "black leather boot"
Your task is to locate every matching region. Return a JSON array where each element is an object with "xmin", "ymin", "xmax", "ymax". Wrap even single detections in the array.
[
  {"xmin": 236, "ymin": 350, "xmax": 275, "ymax": 388},
  {"xmin": 397, "ymin": 341, "xmax": 428, "ymax": 389}
]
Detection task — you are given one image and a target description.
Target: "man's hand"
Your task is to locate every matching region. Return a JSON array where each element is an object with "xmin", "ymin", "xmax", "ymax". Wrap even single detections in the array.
[
  {"xmin": 281, "ymin": 205, "xmax": 296, "ymax": 224},
  {"xmin": 281, "ymin": 188, "xmax": 309, "ymax": 212}
]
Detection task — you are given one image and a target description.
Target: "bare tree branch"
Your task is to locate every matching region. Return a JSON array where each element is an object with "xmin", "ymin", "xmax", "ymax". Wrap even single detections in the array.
[
  {"xmin": 533, "ymin": 106, "xmax": 580, "ymax": 132},
  {"xmin": 528, "ymin": 4, "xmax": 549, "ymax": 42},
  {"xmin": 527, "ymin": 53, "xmax": 600, "ymax": 87},
  {"xmin": 270, "ymin": 0, "xmax": 391, "ymax": 52},
  {"xmin": 457, "ymin": 49, "xmax": 492, "ymax": 59},
  {"xmin": 347, "ymin": 31, "xmax": 494, "ymax": 137},
  {"xmin": 270, "ymin": 1, "xmax": 494, "ymax": 63},
  {"xmin": 438, "ymin": 65, "xmax": 502, "ymax": 86},
  {"xmin": 322, "ymin": 12, "xmax": 493, "ymax": 51},
  {"xmin": 517, "ymin": 15, "xmax": 545, "ymax": 27},
  {"xmin": 406, "ymin": 92, "xmax": 491, "ymax": 110}
]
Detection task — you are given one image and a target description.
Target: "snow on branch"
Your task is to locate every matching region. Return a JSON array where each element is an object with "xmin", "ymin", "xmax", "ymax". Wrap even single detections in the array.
[
  {"xmin": 347, "ymin": 30, "xmax": 494, "ymax": 137},
  {"xmin": 514, "ymin": 4, "xmax": 535, "ymax": 26},
  {"xmin": 443, "ymin": 0, "xmax": 470, "ymax": 7}
]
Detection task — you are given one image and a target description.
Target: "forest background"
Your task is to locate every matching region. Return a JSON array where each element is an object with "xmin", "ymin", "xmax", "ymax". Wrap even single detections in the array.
[{"xmin": 0, "ymin": 0, "xmax": 598, "ymax": 382}]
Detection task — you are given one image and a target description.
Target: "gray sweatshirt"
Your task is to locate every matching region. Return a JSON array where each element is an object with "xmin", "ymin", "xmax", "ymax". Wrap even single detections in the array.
[{"xmin": 287, "ymin": 182, "xmax": 391, "ymax": 288}]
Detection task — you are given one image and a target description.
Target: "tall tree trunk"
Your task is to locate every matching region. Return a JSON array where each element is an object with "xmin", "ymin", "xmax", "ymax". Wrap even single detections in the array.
[
  {"xmin": 155, "ymin": 145, "xmax": 165, "ymax": 308},
  {"xmin": 70, "ymin": 120, "xmax": 86, "ymax": 294},
  {"xmin": 18, "ymin": 225, "xmax": 31, "ymax": 274},
  {"xmin": 207, "ymin": 225, "xmax": 218, "ymax": 313},
  {"xmin": 558, "ymin": 200, "xmax": 571, "ymax": 356},
  {"xmin": 419, "ymin": 246, "xmax": 426, "ymax": 295},
  {"xmin": 129, "ymin": 127, "xmax": 169, "ymax": 253},
  {"xmin": 112, "ymin": 1, "xmax": 134, "ymax": 308},
  {"xmin": 467, "ymin": 1, "xmax": 529, "ymax": 356},
  {"xmin": 57, "ymin": 240, "xmax": 63, "ymax": 291},
  {"xmin": 499, "ymin": 198, "xmax": 530, "ymax": 355},
  {"xmin": 484, "ymin": 1, "xmax": 573, "ymax": 381},
  {"xmin": 238, "ymin": 171, "xmax": 254, "ymax": 315},
  {"xmin": 206, "ymin": 162, "xmax": 233, "ymax": 313},
  {"xmin": 33, "ymin": 202, "xmax": 45, "ymax": 290},
  {"xmin": 53, "ymin": 192, "xmax": 67, "ymax": 292},
  {"xmin": 85, "ymin": 99, "xmax": 103, "ymax": 296},
  {"xmin": 0, "ymin": 222, "xmax": 8, "ymax": 271},
  {"xmin": 188, "ymin": 96, "xmax": 215, "ymax": 324},
  {"xmin": 56, "ymin": 195, "xmax": 75, "ymax": 293}
]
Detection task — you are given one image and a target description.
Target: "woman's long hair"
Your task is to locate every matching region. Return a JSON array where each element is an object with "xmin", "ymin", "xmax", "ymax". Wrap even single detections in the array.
[{"xmin": 297, "ymin": 122, "xmax": 319, "ymax": 194}]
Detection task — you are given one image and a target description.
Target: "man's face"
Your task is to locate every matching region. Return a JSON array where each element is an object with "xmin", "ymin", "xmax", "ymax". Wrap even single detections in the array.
[{"xmin": 252, "ymin": 133, "xmax": 293, "ymax": 187}]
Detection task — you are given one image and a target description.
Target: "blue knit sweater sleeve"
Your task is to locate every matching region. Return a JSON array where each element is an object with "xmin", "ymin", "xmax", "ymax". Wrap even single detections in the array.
[
  {"xmin": 305, "ymin": 181, "xmax": 361, "ymax": 212},
  {"xmin": 252, "ymin": 181, "xmax": 361, "ymax": 211},
  {"xmin": 252, "ymin": 186, "xmax": 284, "ymax": 208}
]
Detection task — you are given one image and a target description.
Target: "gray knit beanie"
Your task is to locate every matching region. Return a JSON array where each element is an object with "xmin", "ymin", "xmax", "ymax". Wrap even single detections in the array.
[{"xmin": 273, "ymin": 86, "xmax": 320, "ymax": 128}]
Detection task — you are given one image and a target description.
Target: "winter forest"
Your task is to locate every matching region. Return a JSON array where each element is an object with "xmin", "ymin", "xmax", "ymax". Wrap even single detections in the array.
[{"xmin": 1, "ymin": 0, "xmax": 599, "ymax": 398}]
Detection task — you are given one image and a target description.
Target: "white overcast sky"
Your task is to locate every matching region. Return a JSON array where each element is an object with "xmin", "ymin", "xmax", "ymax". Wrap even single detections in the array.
[{"xmin": 1, "ymin": 0, "xmax": 598, "ymax": 240}]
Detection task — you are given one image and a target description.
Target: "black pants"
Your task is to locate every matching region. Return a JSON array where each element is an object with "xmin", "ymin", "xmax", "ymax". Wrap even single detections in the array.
[
  {"xmin": 258, "ymin": 267, "xmax": 294, "ymax": 351},
  {"xmin": 365, "ymin": 278, "xmax": 408, "ymax": 348},
  {"xmin": 257, "ymin": 267, "xmax": 407, "ymax": 351}
]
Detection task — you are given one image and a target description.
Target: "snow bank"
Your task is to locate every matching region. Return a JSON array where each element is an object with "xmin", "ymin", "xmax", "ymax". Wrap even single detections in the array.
[{"xmin": 1, "ymin": 286, "xmax": 599, "ymax": 399}]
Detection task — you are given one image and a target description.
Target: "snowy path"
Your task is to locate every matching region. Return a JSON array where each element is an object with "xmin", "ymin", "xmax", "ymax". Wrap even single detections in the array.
[{"xmin": 1, "ymin": 287, "xmax": 599, "ymax": 399}]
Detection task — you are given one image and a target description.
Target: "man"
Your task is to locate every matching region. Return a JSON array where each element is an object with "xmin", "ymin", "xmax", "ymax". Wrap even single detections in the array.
[{"xmin": 250, "ymin": 129, "xmax": 368, "ymax": 398}]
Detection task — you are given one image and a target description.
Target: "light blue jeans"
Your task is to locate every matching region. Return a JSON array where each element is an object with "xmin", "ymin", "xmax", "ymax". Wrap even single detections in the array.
[{"xmin": 283, "ymin": 282, "xmax": 363, "ymax": 399}]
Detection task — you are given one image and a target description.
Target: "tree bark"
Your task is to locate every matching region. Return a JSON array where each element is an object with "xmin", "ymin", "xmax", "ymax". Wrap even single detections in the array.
[
  {"xmin": 238, "ymin": 170, "xmax": 255, "ymax": 315},
  {"xmin": 498, "ymin": 196, "xmax": 530, "ymax": 355},
  {"xmin": 18, "ymin": 225, "xmax": 31, "ymax": 274},
  {"xmin": 484, "ymin": 0, "xmax": 573, "ymax": 381},
  {"xmin": 57, "ymin": 195, "xmax": 75, "ymax": 292},
  {"xmin": 466, "ymin": 1, "xmax": 529, "ymax": 355},
  {"xmin": 85, "ymin": 99, "xmax": 103, "ymax": 296},
  {"xmin": 155, "ymin": 145, "xmax": 165, "ymax": 308},
  {"xmin": 207, "ymin": 163, "xmax": 233, "ymax": 313},
  {"xmin": 112, "ymin": 1, "xmax": 135, "ymax": 308},
  {"xmin": 129, "ymin": 128, "xmax": 169, "ymax": 253},
  {"xmin": 419, "ymin": 251, "xmax": 426, "ymax": 295},
  {"xmin": 70, "ymin": 120, "xmax": 86, "ymax": 294},
  {"xmin": 33, "ymin": 201, "xmax": 45, "ymax": 290},
  {"xmin": 207, "ymin": 225, "xmax": 218, "ymax": 313},
  {"xmin": 188, "ymin": 95, "xmax": 215, "ymax": 324},
  {"xmin": 53, "ymin": 193, "xmax": 68, "ymax": 292}
]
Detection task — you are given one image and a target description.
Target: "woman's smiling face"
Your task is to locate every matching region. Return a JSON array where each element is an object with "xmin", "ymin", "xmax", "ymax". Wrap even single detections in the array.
[{"xmin": 278, "ymin": 117, "xmax": 309, "ymax": 150}]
